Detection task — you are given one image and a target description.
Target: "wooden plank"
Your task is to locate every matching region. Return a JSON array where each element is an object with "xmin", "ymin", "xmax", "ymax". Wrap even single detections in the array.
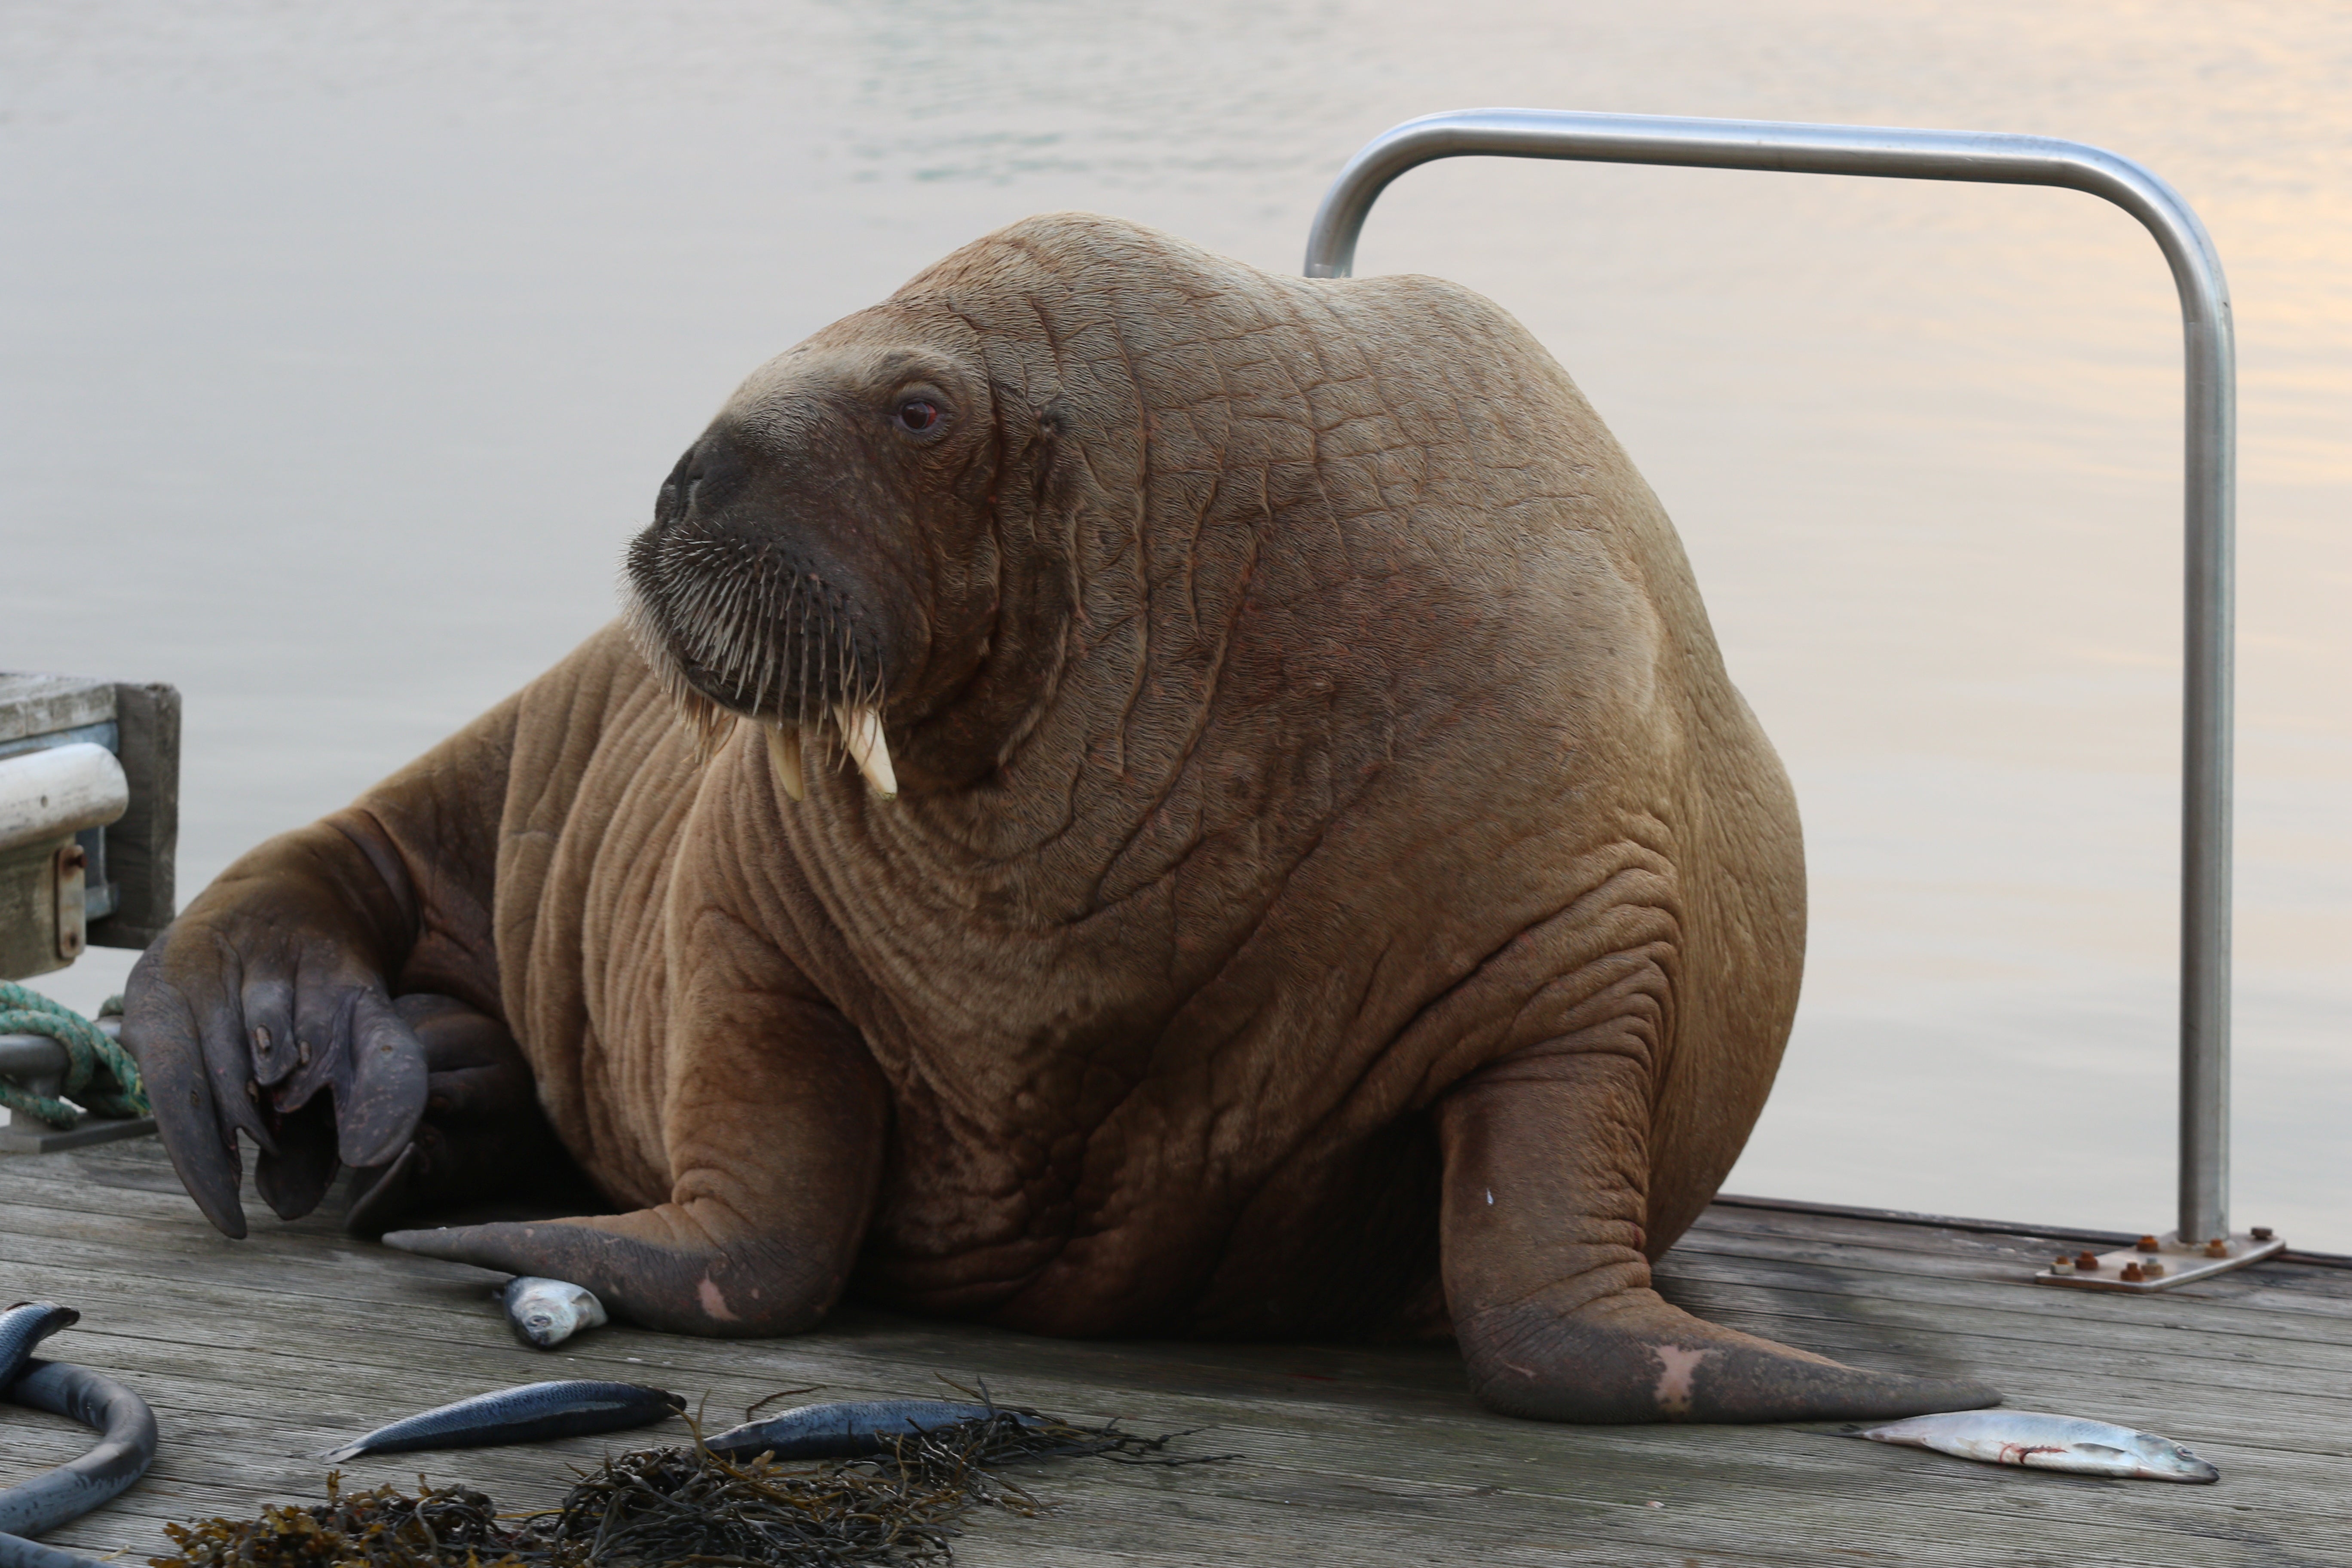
[
  {"xmin": 1687, "ymin": 1204, "xmax": 2352, "ymax": 1302},
  {"xmin": 9, "ymin": 1139, "xmax": 2352, "ymax": 1566},
  {"xmin": 18, "ymin": 1350, "xmax": 2340, "ymax": 1568},
  {"xmin": 0, "ymin": 675, "xmax": 114, "ymax": 746},
  {"xmin": 86, "ymin": 679, "xmax": 180, "ymax": 949},
  {"xmin": 1661, "ymin": 1229, "xmax": 2352, "ymax": 1341},
  {"xmin": 14, "ymin": 1245, "xmax": 2352, "ymax": 1557},
  {"xmin": 18, "ymin": 1239, "xmax": 2352, "ymax": 1488},
  {"xmin": 10, "ymin": 1158, "xmax": 2335, "ymax": 1381}
]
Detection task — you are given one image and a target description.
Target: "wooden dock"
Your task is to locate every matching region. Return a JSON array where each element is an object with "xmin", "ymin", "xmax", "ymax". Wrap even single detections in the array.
[{"xmin": 4, "ymin": 1136, "xmax": 2346, "ymax": 1567}]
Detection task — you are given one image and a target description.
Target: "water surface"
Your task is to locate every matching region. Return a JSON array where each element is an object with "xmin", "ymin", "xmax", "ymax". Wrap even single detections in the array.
[{"xmin": 5, "ymin": 2, "xmax": 2346, "ymax": 1243}]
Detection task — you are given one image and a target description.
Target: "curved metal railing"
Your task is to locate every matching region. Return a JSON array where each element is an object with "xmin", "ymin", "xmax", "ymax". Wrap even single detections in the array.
[{"xmin": 1304, "ymin": 109, "xmax": 2236, "ymax": 1248}]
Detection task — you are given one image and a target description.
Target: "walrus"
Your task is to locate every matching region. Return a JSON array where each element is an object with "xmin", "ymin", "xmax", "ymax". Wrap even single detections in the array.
[{"xmin": 123, "ymin": 212, "xmax": 1996, "ymax": 1424}]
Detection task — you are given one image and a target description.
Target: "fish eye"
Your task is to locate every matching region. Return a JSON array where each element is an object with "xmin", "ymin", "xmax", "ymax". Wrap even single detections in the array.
[{"xmin": 894, "ymin": 398, "xmax": 942, "ymax": 433}]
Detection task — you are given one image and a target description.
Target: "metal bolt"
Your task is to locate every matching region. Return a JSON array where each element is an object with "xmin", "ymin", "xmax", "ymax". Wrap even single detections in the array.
[
  {"xmin": 2142, "ymin": 1260, "xmax": 2166, "ymax": 1279},
  {"xmin": 2204, "ymin": 1238, "xmax": 2229, "ymax": 1258},
  {"xmin": 2074, "ymin": 1251, "xmax": 2100, "ymax": 1271},
  {"xmin": 2121, "ymin": 1262, "xmax": 2147, "ymax": 1282},
  {"xmin": 2251, "ymin": 1226, "xmax": 2275, "ymax": 1242},
  {"xmin": 2050, "ymin": 1257, "xmax": 2075, "ymax": 1275},
  {"xmin": 2136, "ymin": 1235, "xmax": 2160, "ymax": 1252},
  {"xmin": 61, "ymin": 845, "xmax": 86, "ymax": 871}
]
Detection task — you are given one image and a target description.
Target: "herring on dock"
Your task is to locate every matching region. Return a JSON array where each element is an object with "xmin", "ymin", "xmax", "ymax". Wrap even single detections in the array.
[
  {"xmin": 499, "ymin": 1277, "xmax": 607, "ymax": 1350},
  {"xmin": 318, "ymin": 1380, "xmax": 684, "ymax": 1464},
  {"xmin": 0, "ymin": 1357, "xmax": 162, "ymax": 1568},
  {"xmin": 700, "ymin": 1398, "xmax": 1060, "ymax": 1461},
  {"xmin": 0, "ymin": 1303, "xmax": 78, "ymax": 1392},
  {"xmin": 1846, "ymin": 1409, "xmax": 2220, "ymax": 1482}
]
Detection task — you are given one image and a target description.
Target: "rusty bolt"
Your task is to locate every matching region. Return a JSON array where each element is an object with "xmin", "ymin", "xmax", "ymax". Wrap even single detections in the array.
[
  {"xmin": 2205, "ymin": 1238, "xmax": 2230, "ymax": 1258},
  {"xmin": 2121, "ymin": 1262, "xmax": 2147, "ymax": 1282},
  {"xmin": 2252, "ymin": 1226, "xmax": 2275, "ymax": 1242},
  {"xmin": 2073, "ymin": 1251, "xmax": 2101, "ymax": 1271},
  {"xmin": 2136, "ymin": 1234, "xmax": 2160, "ymax": 1252},
  {"xmin": 61, "ymin": 845, "xmax": 86, "ymax": 871}
]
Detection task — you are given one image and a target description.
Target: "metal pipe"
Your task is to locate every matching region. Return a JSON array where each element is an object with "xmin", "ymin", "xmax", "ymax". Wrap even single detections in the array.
[
  {"xmin": 0, "ymin": 1036, "xmax": 68, "ymax": 1081},
  {"xmin": 1305, "ymin": 109, "xmax": 2235, "ymax": 1244}
]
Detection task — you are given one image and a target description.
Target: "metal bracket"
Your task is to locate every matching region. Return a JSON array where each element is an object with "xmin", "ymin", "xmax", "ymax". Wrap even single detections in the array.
[
  {"xmin": 0, "ymin": 1112, "xmax": 157, "ymax": 1155},
  {"xmin": 2037, "ymin": 1229, "xmax": 2284, "ymax": 1291},
  {"xmin": 0, "ymin": 1015, "xmax": 156, "ymax": 1155},
  {"xmin": 52, "ymin": 842, "xmax": 86, "ymax": 961}
]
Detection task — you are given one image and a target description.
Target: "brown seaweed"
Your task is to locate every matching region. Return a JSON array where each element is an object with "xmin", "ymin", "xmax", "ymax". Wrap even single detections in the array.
[{"xmin": 153, "ymin": 1408, "xmax": 1229, "ymax": 1568}]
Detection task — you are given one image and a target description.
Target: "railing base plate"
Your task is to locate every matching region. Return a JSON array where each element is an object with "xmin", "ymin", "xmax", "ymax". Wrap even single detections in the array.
[
  {"xmin": 2035, "ymin": 1229, "xmax": 2283, "ymax": 1292},
  {"xmin": 0, "ymin": 1114, "xmax": 156, "ymax": 1155}
]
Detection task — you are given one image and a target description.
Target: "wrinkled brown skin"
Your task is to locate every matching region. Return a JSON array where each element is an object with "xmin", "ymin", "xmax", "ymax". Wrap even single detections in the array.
[{"xmin": 124, "ymin": 214, "xmax": 1997, "ymax": 1423}]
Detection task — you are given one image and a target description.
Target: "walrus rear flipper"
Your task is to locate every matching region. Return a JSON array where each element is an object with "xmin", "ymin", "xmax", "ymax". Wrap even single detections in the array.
[{"xmin": 1437, "ymin": 1044, "xmax": 2000, "ymax": 1423}]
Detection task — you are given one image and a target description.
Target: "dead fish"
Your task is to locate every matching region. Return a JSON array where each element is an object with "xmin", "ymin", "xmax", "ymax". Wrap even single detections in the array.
[
  {"xmin": 1, "ymin": 1358, "xmax": 161, "ymax": 1540},
  {"xmin": 1846, "ymin": 1410, "xmax": 2219, "ymax": 1482},
  {"xmin": 703, "ymin": 1399, "xmax": 1059, "ymax": 1461},
  {"xmin": 501, "ymin": 1277, "xmax": 607, "ymax": 1350},
  {"xmin": 320, "ymin": 1380, "xmax": 683, "ymax": 1463},
  {"xmin": 0, "ymin": 1303, "xmax": 78, "ymax": 1393}
]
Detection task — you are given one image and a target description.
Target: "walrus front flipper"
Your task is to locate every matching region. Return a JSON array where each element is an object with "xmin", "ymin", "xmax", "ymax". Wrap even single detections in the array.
[
  {"xmin": 386, "ymin": 977, "xmax": 891, "ymax": 1337},
  {"xmin": 122, "ymin": 812, "xmax": 454, "ymax": 1237},
  {"xmin": 383, "ymin": 1210, "xmax": 848, "ymax": 1338},
  {"xmin": 1436, "ymin": 1048, "xmax": 2000, "ymax": 1424},
  {"xmin": 342, "ymin": 995, "xmax": 572, "ymax": 1234}
]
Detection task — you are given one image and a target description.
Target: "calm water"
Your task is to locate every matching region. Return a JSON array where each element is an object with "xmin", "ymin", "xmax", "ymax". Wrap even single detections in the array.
[{"xmin": 5, "ymin": 2, "xmax": 2346, "ymax": 1244}]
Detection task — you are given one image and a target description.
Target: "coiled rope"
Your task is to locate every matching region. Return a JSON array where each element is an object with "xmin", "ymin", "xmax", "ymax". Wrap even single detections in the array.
[{"xmin": 0, "ymin": 984, "xmax": 146, "ymax": 1128}]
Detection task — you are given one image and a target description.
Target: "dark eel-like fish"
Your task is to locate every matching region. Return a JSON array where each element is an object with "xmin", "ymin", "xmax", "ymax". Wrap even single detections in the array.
[
  {"xmin": 0, "ymin": 1357, "xmax": 162, "ymax": 1568},
  {"xmin": 0, "ymin": 1304, "xmax": 78, "ymax": 1393},
  {"xmin": 702, "ymin": 1399, "xmax": 1059, "ymax": 1461},
  {"xmin": 320, "ymin": 1380, "xmax": 685, "ymax": 1463}
]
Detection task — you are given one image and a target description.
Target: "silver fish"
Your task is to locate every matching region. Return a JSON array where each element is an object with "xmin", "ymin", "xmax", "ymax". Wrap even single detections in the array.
[
  {"xmin": 0, "ymin": 1301, "xmax": 78, "ymax": 1392},
  {"xmin": 500, "ymin": 1277, "xmax": 608, "ymax": 1350},
  {"xmin": 703, "ymin": 1399, "xmax": 1060, "ymax": 1461},
  {"xmin": 319, "ymin": 1380, "xmax": 681, "ymax": 1463},
  {"xmin": 1850, "ymin": 1409, "xmax": 2219, "ymax": 1482}
]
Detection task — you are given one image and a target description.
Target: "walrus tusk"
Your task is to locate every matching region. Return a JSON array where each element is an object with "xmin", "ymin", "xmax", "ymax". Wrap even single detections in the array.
[
  {"xmin": 763, "ymin": 722, "xmax": 805, "ymax": 802},
  {"xmin": 833, "ymin": 705, "xmax": 897, "ymax": 799}
]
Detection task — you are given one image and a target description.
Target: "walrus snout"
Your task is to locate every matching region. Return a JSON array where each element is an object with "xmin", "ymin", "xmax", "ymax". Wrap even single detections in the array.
[
  {"xmin": 621, "ymin": 349, "xmax": 990, "ymax": 801},
  {"xmin": 651, "ymin": 426, "xmax": 756, "ymax": 532}
]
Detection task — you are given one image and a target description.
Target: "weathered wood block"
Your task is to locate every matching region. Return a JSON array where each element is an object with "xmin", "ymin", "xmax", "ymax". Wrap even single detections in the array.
[
  {"xmin": 89, "ymin": 680, "xmax": 181, "ymax": 949},
  {"xmin": 0, "ymin": 671, "xmax": 180, "ymax": 974}
]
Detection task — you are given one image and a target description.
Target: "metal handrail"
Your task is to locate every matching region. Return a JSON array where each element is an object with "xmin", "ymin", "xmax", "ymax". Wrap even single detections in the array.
[{"xmin": 1305, "ymin": 109, "xmax": 2236, "ymax": 1246}]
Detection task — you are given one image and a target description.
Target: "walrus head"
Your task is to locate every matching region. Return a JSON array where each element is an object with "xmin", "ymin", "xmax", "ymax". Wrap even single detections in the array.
[
  {"xmin": 622, "ymin": 323, "xmax": 1004, "ymax": 801},
  {"xmin": 626, "ymin": 211, "xmax": 1502, "ymax": 825}
]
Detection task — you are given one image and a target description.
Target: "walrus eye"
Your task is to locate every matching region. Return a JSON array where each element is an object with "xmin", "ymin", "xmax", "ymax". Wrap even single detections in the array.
[{"xmin": 894, "ymin": 399, "xmax": 941, "ymax": 433}]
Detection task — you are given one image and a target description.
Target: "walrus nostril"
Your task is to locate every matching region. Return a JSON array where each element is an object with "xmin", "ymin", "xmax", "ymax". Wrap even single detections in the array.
[
  {"xmin": 651, "ymin": 433, "xmax": 758, "ymax": 530},
  {"xmin": 652, "ymin": 445, "xmax": 698, "ymax": 529},
  {"xmin": 677, "ymin": 431, "xmax": 751, "ymax": 519}
]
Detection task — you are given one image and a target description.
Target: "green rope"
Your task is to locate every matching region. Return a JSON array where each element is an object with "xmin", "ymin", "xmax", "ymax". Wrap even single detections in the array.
[{"xmin": 0, "ymin": 982, "xmax": 148, "ymax": 1128}]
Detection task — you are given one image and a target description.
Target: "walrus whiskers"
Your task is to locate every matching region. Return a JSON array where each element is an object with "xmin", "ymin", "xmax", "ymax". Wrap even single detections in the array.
[
  {"xmin": 747, "ymin": 572, "xmax": 778, "ymax": 722},
  {"xmin": 625, "ymin": 523, "xmax": 885, "ymax": 793}
]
